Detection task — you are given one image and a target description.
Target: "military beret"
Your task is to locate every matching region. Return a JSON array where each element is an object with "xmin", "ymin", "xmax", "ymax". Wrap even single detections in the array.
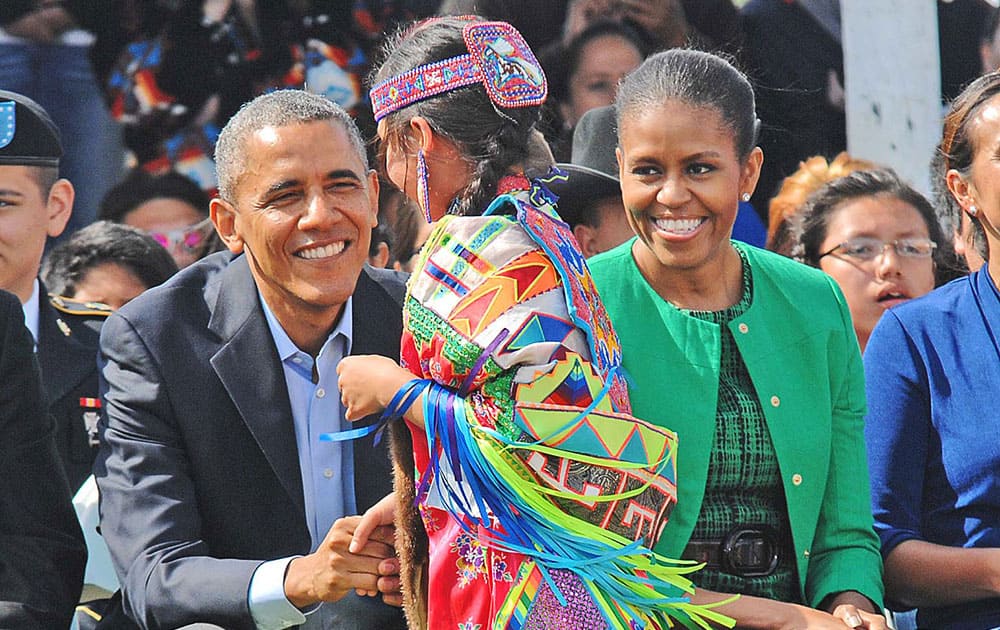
[{"xmin": 0, "ymin": 89, "xmax": 62, "ymax": 168}]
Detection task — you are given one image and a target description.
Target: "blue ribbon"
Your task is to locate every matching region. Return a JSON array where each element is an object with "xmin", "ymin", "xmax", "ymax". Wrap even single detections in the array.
[{"xmin": 319, "ymin": 378, "xmax": 433, "ymax": 445}]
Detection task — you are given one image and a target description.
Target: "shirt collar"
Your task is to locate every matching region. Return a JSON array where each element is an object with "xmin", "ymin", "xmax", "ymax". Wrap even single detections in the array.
[
  {"xmin": 22, "ymin": 278, "xmax": 40, "ymax": 346},
  {"xmin": 258, "ymin": 292, "xmax": 354, "ymax": 361}
]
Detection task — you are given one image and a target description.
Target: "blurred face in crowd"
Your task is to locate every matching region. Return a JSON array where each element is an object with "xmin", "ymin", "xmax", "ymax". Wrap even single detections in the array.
[
  {"xmin": 574, "ymin": 195, "xmax": 635, "ymax": 258},
  {"xmin": 561, "ymin": 33, "xmax": 643, "ymax": 128},
  {"xmin": 211, "ymin": 119, "xmax": 378, "ymax": 342},
  {"xmin": 0, "ymin": 166, "xmax": 72, "ymax": 302},
  {"xmin": 71, "ymin": 262, "xmax": 148, "ymax": 310},
  {"xmin": 122, "ymin": 197, "xmax": 210, "ymax": 268},
  {"xmin": 618, "ymin": 99, "xmax": 761, "ymax": 285},
  {"xmin": 817, "ymin": 194, "xmax": 936, "ymax": 350}
]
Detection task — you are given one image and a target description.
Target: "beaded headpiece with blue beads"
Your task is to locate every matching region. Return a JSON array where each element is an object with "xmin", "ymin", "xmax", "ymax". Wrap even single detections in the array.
[{"xmin": 370, "ymin": 20, "xmax": 547, "ymax": 122}]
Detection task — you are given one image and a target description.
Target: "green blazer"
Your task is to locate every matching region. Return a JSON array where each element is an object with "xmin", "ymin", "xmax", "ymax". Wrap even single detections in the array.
[{"xmin": 589, "ymin": 240, "xmax": 883, "ymax": 609}]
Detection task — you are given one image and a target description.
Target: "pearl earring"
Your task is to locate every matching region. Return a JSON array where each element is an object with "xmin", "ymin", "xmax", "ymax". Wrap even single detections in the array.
[
  {"xmin": 969, "ymin": 205, "xmax": 978, "ymax": 216},
  {"xmin": 741, "ymin": 192, "xmax": 751, "ymax": 202}
]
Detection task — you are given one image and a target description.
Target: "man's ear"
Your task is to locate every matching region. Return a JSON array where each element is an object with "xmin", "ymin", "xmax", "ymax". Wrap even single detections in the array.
[
  {"xmin": 572, "ymin": 223, "xmax": 599, "ymax": 258},
  {"xmin": 45, "ymin": 178, "xmax": 73, "ymax": 239},
  {"xmin": 210, "ymin": 197, "xmax": 244, "ymax": 254},
  {"xmin": 369, "ymin": 241, "xmax": 390, "ymax": 268},
  {"xmin": 366, "ymin": 169, "xmax": 380, "ymax": 228}
]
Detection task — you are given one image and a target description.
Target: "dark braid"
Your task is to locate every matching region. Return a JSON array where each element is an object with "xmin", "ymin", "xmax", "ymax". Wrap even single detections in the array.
[
  {"xmin": 457, "ymin": 116, "xmax": 535, "ymax": 215},
  {"xmin": 372, "ymin": 16, "xmax": 542, "ymax": 216}
]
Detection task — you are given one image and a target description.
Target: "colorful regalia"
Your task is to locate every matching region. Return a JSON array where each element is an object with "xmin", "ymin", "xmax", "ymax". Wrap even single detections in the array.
[{"xmin": 395, "ymin": 173, "xmax": 731, "ymax": 629}]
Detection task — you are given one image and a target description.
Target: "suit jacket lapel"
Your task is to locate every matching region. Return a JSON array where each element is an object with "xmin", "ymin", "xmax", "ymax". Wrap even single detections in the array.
[
  {"xmin": 208, "ymin": 257, "xmax": 305, "ymax": 515},
  {"xmin": 351, "ymin": 269, "xmax": 400, "ymax": 376},
  {"xmin": 350, "ymin": 268, "xmax": 404, "ymax": 432},
  {"xmin": 349, "ymin": 268, "xmax": 404, "ymax": 509}
]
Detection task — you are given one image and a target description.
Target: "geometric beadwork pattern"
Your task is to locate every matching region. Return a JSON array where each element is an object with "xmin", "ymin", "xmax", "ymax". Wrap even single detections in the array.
[
  {"xmin": 509, "ymin": 193, "xmax": 630, "ymax": 414},
  {"xmin": 399, "ymin": 180, "xmax": 712, "ymax": 630},
  {"xmin": 450, "ymin": 250, "xmax": 560, "ymax": 339}
]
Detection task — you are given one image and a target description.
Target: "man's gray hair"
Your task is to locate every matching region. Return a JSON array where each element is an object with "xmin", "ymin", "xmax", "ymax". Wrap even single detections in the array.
[{"xmin": 214, "ymin": 89, "xmax": 369, "ymax": 202}]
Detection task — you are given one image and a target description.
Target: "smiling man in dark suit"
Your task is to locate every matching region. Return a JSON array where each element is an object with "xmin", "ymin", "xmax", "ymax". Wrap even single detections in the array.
[{"xmin": 95, "ymin": 90, "xmax": 407, "ymax": 630}]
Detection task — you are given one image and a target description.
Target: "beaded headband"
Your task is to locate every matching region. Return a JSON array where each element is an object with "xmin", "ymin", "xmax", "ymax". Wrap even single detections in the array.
[{"xmin": 370, "ymin": 20, "xmax": 547, "ymax": 122}]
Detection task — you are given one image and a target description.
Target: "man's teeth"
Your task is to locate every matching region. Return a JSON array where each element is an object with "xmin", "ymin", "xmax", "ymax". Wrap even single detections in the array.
[
  {"xmin": 652, "ymin": 217, "xmax": 703, "ymax": 234},
  {"xmin": 299, "ymin": 242, "xmax": 345, "ymax": 259}
]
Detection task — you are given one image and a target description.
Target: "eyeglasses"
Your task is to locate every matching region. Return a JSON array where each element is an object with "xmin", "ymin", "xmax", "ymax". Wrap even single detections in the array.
[
  {"xmin": 149, "ymin": 217, "xmax": 214, "ymax": 255},
  {"xmin": 819, "ymin": 237, "xmax": 937, "ymax": 262}
]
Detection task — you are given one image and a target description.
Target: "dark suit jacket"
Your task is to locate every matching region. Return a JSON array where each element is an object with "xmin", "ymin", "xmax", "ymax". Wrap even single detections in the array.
[
  {"xmin": 95, "ymin": 252, "xmax": 408, "ymax": 630},
  {"xmin": 37, "ymin": 284, "xmax": 110, "ymax": 491},
  {"xmin": 0, "ymin": 289, "xmax": 87, "ymax": 627}
]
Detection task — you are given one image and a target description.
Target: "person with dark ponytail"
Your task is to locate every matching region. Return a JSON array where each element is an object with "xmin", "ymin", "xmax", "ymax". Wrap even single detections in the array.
[
  {"xmin": 865, "ymin": 70, "xmax": 1000, "ymax": 629},
  {"xmin": 588, "ymin": 49, "xmax": 886, "ymax": 628},
  {"xmin": 337, "ymin": 17, "xmax": 726, "ymax": 630}
]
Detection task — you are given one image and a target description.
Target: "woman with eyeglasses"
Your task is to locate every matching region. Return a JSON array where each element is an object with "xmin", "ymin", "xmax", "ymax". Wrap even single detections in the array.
[
  {"xmin": 864, "ymin": 71, "xmax": 1000, "ymax": 629},
  {"xmin": 588, "ymin": 49, "xmax": 886, "ymax": 628},
  {"xmin": 789, "ymin": 168, "xmax": 947, "ymax": 351}
]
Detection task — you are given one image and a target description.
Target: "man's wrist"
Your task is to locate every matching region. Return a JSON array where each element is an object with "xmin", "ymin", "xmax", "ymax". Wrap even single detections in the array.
[
  {"xmin": 284, "ymin": 555, "xmax": 322, "ymax": 610},
  {"xmin": 249, "ymin": 557, "xmax": 308, "ymax": 630}
]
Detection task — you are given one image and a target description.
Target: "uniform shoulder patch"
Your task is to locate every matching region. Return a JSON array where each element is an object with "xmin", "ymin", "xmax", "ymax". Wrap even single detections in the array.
[{"xmin": 48, "ymin": 294, "xmax": 113, "ymax": 317}]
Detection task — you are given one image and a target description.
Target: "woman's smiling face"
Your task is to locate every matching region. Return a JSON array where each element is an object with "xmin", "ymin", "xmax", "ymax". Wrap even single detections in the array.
[{"xmin": 617, "ymin": 99, "xmax": 761, "ymax": 280}]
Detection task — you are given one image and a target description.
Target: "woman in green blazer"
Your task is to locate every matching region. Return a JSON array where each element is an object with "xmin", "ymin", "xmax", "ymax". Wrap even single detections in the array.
[{"xmin": 588, "ymin": 49, "xmax": 885, "ymax": 628}]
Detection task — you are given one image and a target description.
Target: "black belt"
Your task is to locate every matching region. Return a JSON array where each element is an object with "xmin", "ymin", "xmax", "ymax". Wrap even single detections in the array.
[{"xmin": 683, "ymin": 526, "xmax": 781, "ymax": 577}]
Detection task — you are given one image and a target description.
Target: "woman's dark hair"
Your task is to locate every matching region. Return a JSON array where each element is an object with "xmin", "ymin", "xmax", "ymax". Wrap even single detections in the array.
[
  {"xmin": 790, "ymin": 168, "xmax": 955, "ymax": 285},
  {"xmin": 615, "ymin": 48, "xmax": 760, "ymax": 161},
  {"xmin": 41, "ymin": 220, "xmax": 179, "ymax": 297},
  {"xmin": 543, "ymin": 20, "xmax": 648, "ymax": 108},
  {"xmin": 937, "ymin": 71, "xmax": 1000, "ymax": 262},
  {"xmin": 99, "ymin": 169, "xmax": 210, "ymax": 223},
  {"xmin": 371, "ymin": 16, "xmax": 545, "ymax": 216}
]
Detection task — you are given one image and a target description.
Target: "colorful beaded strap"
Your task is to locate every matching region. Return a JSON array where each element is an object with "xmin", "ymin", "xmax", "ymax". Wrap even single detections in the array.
[{"xmin": 370, "ymin": 20, "xmax": 547, "ymax": 122}]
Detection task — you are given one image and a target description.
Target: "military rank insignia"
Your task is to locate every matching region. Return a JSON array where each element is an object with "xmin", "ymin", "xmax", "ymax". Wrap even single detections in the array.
[{"xmin": 80, "ymin": 397, "xmax": 101, "ymax": 447}]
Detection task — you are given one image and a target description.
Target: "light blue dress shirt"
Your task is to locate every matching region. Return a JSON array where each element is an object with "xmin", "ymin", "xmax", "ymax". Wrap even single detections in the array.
[{"xmin": 248, "ymin": 294, "xmax": 356, "ymax": 629}]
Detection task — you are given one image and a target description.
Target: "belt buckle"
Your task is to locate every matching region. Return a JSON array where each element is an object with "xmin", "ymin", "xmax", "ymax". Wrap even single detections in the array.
[{"xmin": 720, "ymin": 527, "xmax": 779, "ymax": 578}]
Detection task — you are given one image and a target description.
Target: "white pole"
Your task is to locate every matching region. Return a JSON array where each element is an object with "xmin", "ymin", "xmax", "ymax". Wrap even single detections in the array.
[{"xmin": 841, "ymin": 0, "xmax": 941, "ymax": 194}]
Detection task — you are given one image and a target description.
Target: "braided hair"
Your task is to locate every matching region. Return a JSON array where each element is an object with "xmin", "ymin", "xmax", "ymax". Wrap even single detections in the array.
[{"xmin": 372, "ymin": 16, "xmax": 544, "ymax": 216}]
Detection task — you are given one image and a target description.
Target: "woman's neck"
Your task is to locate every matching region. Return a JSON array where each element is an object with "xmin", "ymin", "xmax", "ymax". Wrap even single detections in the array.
[
  {"xmin": 637, "ymin": 242, "xmax": 744, "ymax": 312},
  {"xmin": 987, "ymin": 256, "xmax": 1000, "ymax": 293}
]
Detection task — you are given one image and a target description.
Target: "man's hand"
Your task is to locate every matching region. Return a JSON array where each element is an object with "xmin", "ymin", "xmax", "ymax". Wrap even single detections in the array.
[
  {"xmin": 201, "ymin": 0, "xmax": 233, "ymax": 23},
  {"xmin": 283, "ymin": 515, "xmax": 398, "ymax": 608},
  {"xmin": 563, "ymin": 0, "xmax": 623, "ymax": 43},
  {"xmin": 826, "ymin": 591, "xmax": 887, "ymax": 630},
  {"xmin": 618, "ymin": 0, "xmax": 689, "ymax": 49},
  {"xmin": 350, "ymin": 493, "xmax": 403, "ymax": 606},
  {"xmin": 5, "ymin": 6, "xmax": 76, "ymax": 43}
]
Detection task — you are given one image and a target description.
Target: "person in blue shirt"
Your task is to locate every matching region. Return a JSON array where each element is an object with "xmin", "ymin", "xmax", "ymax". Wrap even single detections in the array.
[
  {"xmin": 94, "ymin": 89, "xmax": 407, "ymax": 630},
  {"xmin": 865, "ymin": 69, "xmax": 1000, "ymax": 630}
]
